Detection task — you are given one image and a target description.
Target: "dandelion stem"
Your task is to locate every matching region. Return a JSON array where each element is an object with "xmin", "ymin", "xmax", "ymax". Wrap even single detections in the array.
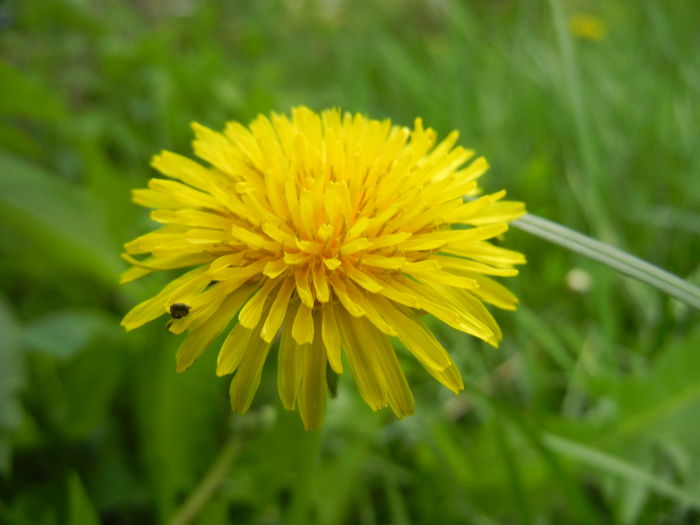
[
  {"xmin": 166, "ymin": 433, "xmax": 240, "ymax": 525},
  {"xmin": 513, "ymin": 213, "xmax": 700, "ymax": 310}
]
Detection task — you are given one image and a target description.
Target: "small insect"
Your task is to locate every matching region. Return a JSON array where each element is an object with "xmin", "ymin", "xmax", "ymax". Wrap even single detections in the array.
[{"xmin": 169, "ymin": 303, "xmax": 191, "ymax": 319}]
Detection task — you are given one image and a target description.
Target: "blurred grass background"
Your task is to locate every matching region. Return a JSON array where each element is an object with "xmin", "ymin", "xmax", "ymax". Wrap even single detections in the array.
[{"xmin": 1, "ymin": 0, "xmax": 699, "ymax": 523}]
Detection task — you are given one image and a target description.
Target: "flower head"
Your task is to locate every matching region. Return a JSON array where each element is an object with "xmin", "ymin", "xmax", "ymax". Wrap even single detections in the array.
[
  {"xmin": 569, "ymin": 13, "xmax": 607, "ymax": 42},
  {"xmin": 121, "ymin": 107, "xmax": 525, "ymax": 429}
]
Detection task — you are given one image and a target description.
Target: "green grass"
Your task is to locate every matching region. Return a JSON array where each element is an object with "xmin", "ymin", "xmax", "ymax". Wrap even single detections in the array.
[{"xmin": 1, "ymin": 0, "xmax": 699, "ymax": 523}]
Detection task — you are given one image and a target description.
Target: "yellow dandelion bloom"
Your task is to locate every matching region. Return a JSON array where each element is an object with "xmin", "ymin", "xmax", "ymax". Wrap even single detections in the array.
[
  {"xmin": 121, "ymin": 107, "xmax": 526, "ymax": 430},
  {"xmin": 569, "ymin": 14, "xmax": 607, "ymax": 42}
]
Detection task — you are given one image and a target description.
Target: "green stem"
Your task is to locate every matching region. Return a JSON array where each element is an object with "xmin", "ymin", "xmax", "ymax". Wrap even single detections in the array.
[
  {"xmin": 513, "ymin": 213, "xmax": 700, "ymax": 310},
  {"xmin": 167, "ymin": 433, "xmax": 241, "ymax": 525}
]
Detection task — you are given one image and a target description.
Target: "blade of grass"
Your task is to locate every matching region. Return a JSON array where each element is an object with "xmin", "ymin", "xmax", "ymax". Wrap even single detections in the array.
[
  {"xmin": 548, "ymin": 0, "xmax": 615, "ymax": 241},
  {"xmin": 513, "ymin": 213, "xmax": 700, "ymax": 310},
  {"xmin": 382, "ymin": 458, "xmax": 411, "ymax": 525},
  {"xmin": 493, "ymin": 416, "xmax": 533, "ymax": 524},
  {"xmin": 286, "ymin": 431, "xmax": 323, "ymax": 525},
  {"xmin": 543, "ymin": 433, "xmax": 700, "ymax": 509},
  {"xmin": 516, "ymin": 306, "xmax": 576, "ymax": 371},
  {"xmin": 462, "ymin": 384, "xmax": 603, "ymax": 523}
]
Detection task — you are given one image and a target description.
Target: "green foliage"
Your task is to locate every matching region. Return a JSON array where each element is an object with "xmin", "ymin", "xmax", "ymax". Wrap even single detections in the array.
[
  {"xmin": 67, "ymin": 472, "xmax": 102, "ymax": 525},
  {"xmin": 1, "ymin": 0, "xmax": 699, "ymax": 523},
  {"xmin": 0, "ymin": 296, "xmax": 22, "ymax": 476}
]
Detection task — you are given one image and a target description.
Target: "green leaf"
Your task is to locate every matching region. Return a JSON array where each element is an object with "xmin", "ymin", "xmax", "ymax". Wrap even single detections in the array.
[
  {"xmin": 548, "ymin": 329, "xmax": 700, "ymax": 514},
  {"xmin": 67, "ymin": 472, "xmax": 102, "ymax": 525},
  {"xmin": 604, "ymin": 328, "xmax": 700, "ymax": 445},
  {"xmin": 23, "ymin": 310, "xmax": 121, "ymax": 361},
  {"xmin": 0, "ymin": 295, "xmax": 23, "ymax": 475},
  {"xmin": 58, "ymin": 342, "xmax": 123, "ymax": 439},
  {"xmin": 0, "ymin": 62, "xmax": 65, "ymax": 121},
  {"xmin": 0, "ymin": 122, "xmax": 40, "ymax": 157},
  {"xmin": 0, "ymin": 152, "xmax": 122, "ymax": 285}
]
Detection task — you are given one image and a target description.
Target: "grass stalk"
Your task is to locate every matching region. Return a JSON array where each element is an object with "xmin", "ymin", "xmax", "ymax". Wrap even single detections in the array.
[
  {"xmin": 513, "ymin": 213, "xmax": 700, "ymax": 310},
  {"xmin": 166, "ymin": 433, "xmax": 241, "ymax": 525}
]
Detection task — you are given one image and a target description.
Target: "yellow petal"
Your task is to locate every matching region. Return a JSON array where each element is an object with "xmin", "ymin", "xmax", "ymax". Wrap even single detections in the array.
[
  {"xmin": 292, "ymin": 303, "xmax": 314, "ymax": 345},
  {"xmin": 211, "ymin": 260, "xmax": 267, "ymax": 281},
  {"xmin": 284, "ymin": 251, "xmax": 310, "ymax": 265},
  {"xmin": 298, "ymin": 318, "xmax": 327, "ymax": 430},
  {"xmin": 260, "ymin": 277, "xmax": 295, "ymax": 342},
  {"xmin": 209, "ymin": 253, "xmax": 248, "ymax": 273},
  {"xmin": 425, "ymin": 361, "xmax": 464, "ymax": 394},
  {"xmin": 230, "ymin": 223, "xmax": 279, "ymax": 252},
  {"xmin": 311, "ymin": 262, "xmax": 330, "ymax": 303},
  {"xmin": 149, "ymin": 179, "xmax": 224, "ymax": 211},
  {"xmin": 120, "ymin": 265, "xmax": 151, "ymax": 284},
  {"xmin": 371, "ymin": 296, "xmax": 451, "ymax": 370},
  {"xmin": 298, "ymin": 189, "xmax": 316, "ymax": 239},
  {"xmin": 402, "ymin": 267, "xmax": 478, "ymax": 289},
  {"xmin": 344, "ymin": 281, "xmax": 396, "ymax": 336},
  {"xmin": 120, "ymin": 252, "xmax": 214, "ymax": 282},
  {"xmin": 284, "ymin": 176, "xmax": 302, "ymax": 232},
  {"xmin": 323, "ymin": 257, "xmax": 342, "ymax": 270},
  {"xmin": 462, "ymin": 201, "xmax": 526, "ymax": 226},
  {"xmin": 277, "ymin": 315, "xmax": 302, "ymax": 410},
  {"xmin": 367, "ymin": 232, "xmax": 412, "ymax": 250},
  {"xmin": 175, "ymin": 292, "xmax": 244, "ymax": 372},
  {"xmin": 434, "ymin": 255, "xmax": 518, "ymax": 277},
  {"xmin": 357, "ymin": 319, "xmax": 414, "ymax": 418},
  {"xmin": 442, "ymin": 190, "xmax": 505, "ymax": 223},
  {"xmin": 329, "ymin": 274, "xmax": 364, "ymax": 317},
  {"xmin": 375, "ymin": 277, "xmax": 421, "ymax": 309},
  {"xmin": 400, "ymin": 223, "xmax": 507, "ymax": 251},
  {"xmin": 168, "ymin": 294, "xmax": 226, "ymax": 335},
  {"xmin": 132, "ymin": 188, "xmax": 180, "ymax": 209},
  {"xmin": 425, "ymin": 282, "xmax": 502, "ymax": 346},
  {"xmin": 229, "ymin": 335, "xmax": 273, "ymax": 414},
  {"xmin": 443, "ymin": 240, "xmax": 526, "ymax": 267},
  {"xmin": 338, "ymin": 312, "xmax": 386, "ymax": 410},
  {"xmin": 466, "ymin": 274, "xmax": 520, "ymax": 311},
  {"xmin": 294, "ymin": 265, "xmax": 315, "ymax": 308},
  {"xmin": 224, "ymin": 121, "xmax": 266, "ymax": 171},
  {"xmin": 321, "ymin": 304, "xmax": 343, "ymax": 373},
  {"xmin": 191, "ymin": 122, "xmax": 239, "ymax": 175},
  {"xmin": 262, "ymin": 221, "xmax": 295, "ymax": 247},
  {"xmin": 168, "ymin": 281, "xmax": 257, "ymax": 335},
  {"xmin": 150, "ymin": 209, "xmax": 232, "ymax": 230},
  {"xmin": 123, "ymin": 225, "xmax": 187, "ymax": 254},
  {"xmin": 360, "ymin": 254, "xmax": 405, "ymax": 270},
  {"xmin": 121, "ymin": 266, "xmax": 209, "ymax": 331},
  {"xmin": 344, "ymin": 264, "xmax": 384, "ymax": 293},
  {"xmin": 340, "ymin": 238, "xmax": 371, "ymax": 255},
  {"xmin": 400, "ymin": 279, "xmax": 495, "ymax": 343},
  {"xmin": 216, "ymin": 322, "xmax": 254, "ymax": 376},
  {"xmin": 151, "ymin": 150, "xmax": 213, "ymax": 190},
  {"xmin": 238, "ymin": 279, "xmax": 279, "ymax": 329},
  {"xmin": 263, "ymin": 258, "xmax": 288, "ymax": 278}
]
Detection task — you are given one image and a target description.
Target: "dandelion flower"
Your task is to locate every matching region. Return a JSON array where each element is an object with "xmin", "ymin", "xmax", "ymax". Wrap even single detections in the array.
[
  {"xmin": 569, "ymin": 13, "xmax": 607, "ymax": 42},
  {"xmin": 121, "ymin": 107, "xmax": 526, "ymax": 429}
]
